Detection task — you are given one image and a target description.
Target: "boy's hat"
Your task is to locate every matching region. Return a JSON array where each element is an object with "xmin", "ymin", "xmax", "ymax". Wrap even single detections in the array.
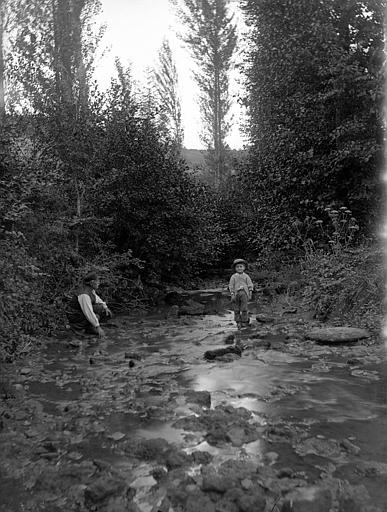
[{"xmin": 232, "ymin": 258, "xmax": 248, "ymax": 270}]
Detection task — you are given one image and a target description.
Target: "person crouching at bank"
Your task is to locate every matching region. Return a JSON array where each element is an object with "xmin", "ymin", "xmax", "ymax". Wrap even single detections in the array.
[{"xmin": 67, "ymin": 272, "xmax": 112, "ymax": 338}]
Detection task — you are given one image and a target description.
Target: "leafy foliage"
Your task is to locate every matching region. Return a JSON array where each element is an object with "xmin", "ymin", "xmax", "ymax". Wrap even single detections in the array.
[
  {"xmin": 0, "ymin": 2, "xmax": 228, "ymax": 359},
  {"xmin": 94, "ymin": 73, "xmax": 227, "ymax": 282},
  {"xmin": 302, "ymin": 245, "xmax": 383, "ymax": 333},
  {"xmin": 238, "ymin": 0, "xmax": 385, "ymax": 254}
]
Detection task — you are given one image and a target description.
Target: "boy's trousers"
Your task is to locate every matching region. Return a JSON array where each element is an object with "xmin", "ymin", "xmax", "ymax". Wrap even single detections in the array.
[{"xmin": 233, "ymin": 289, "xmax": 249, "ymax": 324}]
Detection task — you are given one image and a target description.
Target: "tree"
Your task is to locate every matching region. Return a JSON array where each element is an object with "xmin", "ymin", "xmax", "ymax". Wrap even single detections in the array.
[
  {"xmin": 0, "ymin": 0, "xmax": 5, "ymax": 120},
  {"xmin": 172, "ymin": 0, "xmax": 237, "ymax": 185},
  {"xmin": 154, "ymin": 38, "xmax": 183, "ymax": 151},
  {"xmin": 92, "ymin": 69, "xmax": 227, "ymax": 282},
  {"xmin": 6, "ymin": 0, "xmax": 105, "ymax": 253},
  {"xmin": 239, "ymin": 0, "xmax": 385, "ymax": 253}
]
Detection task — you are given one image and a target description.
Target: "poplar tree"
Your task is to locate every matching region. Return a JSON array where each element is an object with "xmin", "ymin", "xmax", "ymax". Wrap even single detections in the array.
[
  {"xmin": 173, "ymin": 0, "xmax": 237, "ymax": 185},
  {"xmin": 0, "ymin": 0, "xmax": 5, "ymax": 120},
  {"xmin": 154, "ymin": 38, "xmax": 183, "ymax": 151}
]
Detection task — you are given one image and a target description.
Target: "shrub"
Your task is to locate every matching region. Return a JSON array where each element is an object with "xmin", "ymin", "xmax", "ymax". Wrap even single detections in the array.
[{"xmin": 302, "ymin": 245, "xmax": 383, "ymax": 333}]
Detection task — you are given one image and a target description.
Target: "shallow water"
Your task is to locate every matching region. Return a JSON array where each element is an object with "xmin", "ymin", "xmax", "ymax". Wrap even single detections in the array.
[{"xmin": 1, "ymin": 297, "xmax": 386, "ymax": 510}]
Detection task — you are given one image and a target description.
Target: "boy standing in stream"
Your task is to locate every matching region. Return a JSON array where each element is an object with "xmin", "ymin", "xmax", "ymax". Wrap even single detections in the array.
[{"xmin": 229, "ymin": 258, "xmax": 254, "ymax": 329}]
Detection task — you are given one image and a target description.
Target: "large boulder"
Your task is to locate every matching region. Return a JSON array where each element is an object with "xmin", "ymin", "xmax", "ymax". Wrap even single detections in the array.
[
  {"xmin": 305, "ymin": 327, "xmax": 370, "ymax": 344},
  {"xmin": 204, "ymin": 345, "xmax": 242, "ymax": 361}
]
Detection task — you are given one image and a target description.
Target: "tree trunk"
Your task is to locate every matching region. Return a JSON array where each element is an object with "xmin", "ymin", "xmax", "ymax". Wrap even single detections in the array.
[
  {"xmin": 74, "ymin": 177, "xmax": 82, "ymax": 253},
  {"xmin": 214, "ymin": 57, "xmax": 221, "ymax": 187},
  {"xmin": 72, "ymin": 0, "xmax": 87, "ymax": 113},
  {"xmin": 0, "ymin": 0, "xmax": 5, "ymax": 122}
]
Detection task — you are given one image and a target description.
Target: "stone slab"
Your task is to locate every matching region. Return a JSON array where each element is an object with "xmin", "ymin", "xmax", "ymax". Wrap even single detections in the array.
[{"xmin": 306, "ymin": 327, "xmax": 370, "ymax": 344}]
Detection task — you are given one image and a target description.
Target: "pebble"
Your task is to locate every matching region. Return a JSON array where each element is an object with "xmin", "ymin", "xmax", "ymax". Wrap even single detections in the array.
[
  {"xmin": 340, "ymin": 439, "xmax": 360, "ymax": 455},
  {"xmin": 264, "ymin": 451, "xmax": 279, "ymax": 464},
  {"xmin": 241, "ymin": 478, "xmax": 253, "ymax": 490},
  {"xmin": 256, "ymin": 314, "xmax": 275, "ymax": 323},
  {"xmin": 185, "ymin": 484, "xmax": 198, "ymax": 492},
  {"xmin": 68, "ymin": 451, "xmax": 83, "ymax": 461}
]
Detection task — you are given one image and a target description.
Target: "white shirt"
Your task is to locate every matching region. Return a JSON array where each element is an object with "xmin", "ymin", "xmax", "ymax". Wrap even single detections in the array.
[{"xmin": 78, "ymin": 291, "xmax": 107, "ymax": 328}]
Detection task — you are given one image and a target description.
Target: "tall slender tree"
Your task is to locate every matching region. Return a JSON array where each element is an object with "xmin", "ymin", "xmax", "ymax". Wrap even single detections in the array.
[
  {"xmin": 0, "ymin": 0, "xmax": 7, "ymax": 121},
  {"xmin": 172, "ymin": 0, "xmax": 237, "ymax": 185},
  {"xmin": 154, "ymin": 38, "xmax": 183, "ymax": 151}
]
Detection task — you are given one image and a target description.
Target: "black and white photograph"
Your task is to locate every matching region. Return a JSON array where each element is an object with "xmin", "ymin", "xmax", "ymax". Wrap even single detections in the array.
[{"xmin": 0, "ymin": 0, "xmax": 386, "ymax": 510}]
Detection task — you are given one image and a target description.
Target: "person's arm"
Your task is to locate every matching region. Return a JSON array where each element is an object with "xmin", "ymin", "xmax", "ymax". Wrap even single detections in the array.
[
  {"xmin": 229, "ymin": 275, "xmax": 236, "ymax": 300},
  {"xmin": 95, "ymin": 293, "xmax": 112, "ymax": 317},
  {"xmin": 78, "ymin": 294, "xmax": 100, "ymax": 328},
  {"xmin": 94, "ymin": 293, "xmax": 107, "ymax": 309}
]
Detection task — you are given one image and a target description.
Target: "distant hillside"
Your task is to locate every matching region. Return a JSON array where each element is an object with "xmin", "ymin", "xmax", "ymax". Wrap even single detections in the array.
[
  {"xmin": 182, "ymin": 148, "xmax": 246, "ymax": 170},
  {"xmin": 181, "ymin": 148, "xmax": 207, "ymax": 169}
]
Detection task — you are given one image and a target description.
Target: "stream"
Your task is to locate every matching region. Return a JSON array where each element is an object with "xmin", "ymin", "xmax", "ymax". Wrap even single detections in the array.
[{"xmin": 0, "ymin": 291, "xmax": 386, "ymax": 512}]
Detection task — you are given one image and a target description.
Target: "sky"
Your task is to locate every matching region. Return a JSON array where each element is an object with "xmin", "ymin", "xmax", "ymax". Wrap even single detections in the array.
[{"xmin": 94, "ymin": 0, "xmax": 245, "ymax": 149}]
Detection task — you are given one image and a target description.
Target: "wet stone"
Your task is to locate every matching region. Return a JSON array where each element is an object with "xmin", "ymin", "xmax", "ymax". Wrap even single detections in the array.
[
  {"xmin": 206, "ymin": 423, "xmax": 229, "ymax": 445},
  {"xmin": 295, "ymin": 437, "xmax": 342, "ymax": 459},
  {"xmin": 166, "ymin": 305, "xmax": 180, "ymax": 318},
  {"xmin": 185, "ymin": 390, "xmax": 211, "ymax": 408},
  {"xmin": 256, "ymin": 314, "xmax": 275, "ymax": 323},
  {"xmin": 306, "ymin": 327, "xmax": 370, "ymax": 344},
  {"xmin": 191, "ymin": 451, "xmax": 213, "ymax": 465},
  {"xmin": 201, "ymin": 469, "xmax": 233, "ymax": 493},
  {"xmin": 223, "ymin": 333, "xmax": 236, "ymax": 345},
  {"xmin": 179, "ymin": 299, "xmax": 205, "ymax": 316},
  {"xmin": 340, "ymin": 438, "xmax": 360, "ymax": 455},
  {"xmin": 346, "ymin": 358, "xmax": 361, "ymax": 366},
  {"xmin": 164, "ymin": 448, "xmax": 191, "ymax": 469},
  {"xmin": 217, "ymin": 353, "xmax": 242, "ymax": 362},
  {"xmin": 108, "ymin": 432, "xmax": 126, "ymax": 442},
  {"xmin": 338, "ymin": 483, "xmax": 373, "ymax": 512},
  {"xmin": 241, "ymin": 478, "xmax": 253, "ymax": 490},
  {"xmin": 106, "ymin": 497, "xmax": 130, "ymax": 512},
  {"xmin": 124, "ymin": 352, "xmax": 142, "ymax": 361},
  {"xmin": 227, "ymin": 426, "xmax": 258, "ymax": 447},
  {"xmin": 283, "ymin": 307, "xmax": 297, "ymax": 314},
  {"xmin": 236, "ymin": 491, "xmax": 266, "ymax": 512},
  {"xmin": 204, "ymin": 346, "xmax": 242, "ymax": 361},
  {"xmin": 185, "ymin": 493, "xmax": 216, "ymax": 512},
  {"xmin": 276, "ymin": 467, "xmax": 294, "ymax": 479},
  {"xmin": 84, "ymin": 477, "xmax": 125, "ymax": 504},
  {"xmin": 281, "ymin": 487, "xmax": 332, "ymax": 512}
]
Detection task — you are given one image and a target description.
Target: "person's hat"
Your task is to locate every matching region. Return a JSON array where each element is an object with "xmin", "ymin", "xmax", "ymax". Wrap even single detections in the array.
[
  {"xmin": 83, "ymin": 272, "xmax": 98, "ymax": 284},
  {"xmin": 232, "ymin": 258, "xmax": 248, "ymax": 270}
]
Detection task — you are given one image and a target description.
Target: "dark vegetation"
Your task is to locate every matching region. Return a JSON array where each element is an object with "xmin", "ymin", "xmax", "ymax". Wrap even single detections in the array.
[{"xmin": 0, "ymin": 0, "xmax": 385, "ymax": 360}]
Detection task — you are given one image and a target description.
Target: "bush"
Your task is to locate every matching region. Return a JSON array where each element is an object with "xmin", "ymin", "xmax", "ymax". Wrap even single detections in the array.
[
  {"xmin": 0, "ymin": 236, "xmax": 46, "ymax": 360},
  {"xmin": 302, "ymin": 245, "xmax": 383, "ymax": 333}
]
